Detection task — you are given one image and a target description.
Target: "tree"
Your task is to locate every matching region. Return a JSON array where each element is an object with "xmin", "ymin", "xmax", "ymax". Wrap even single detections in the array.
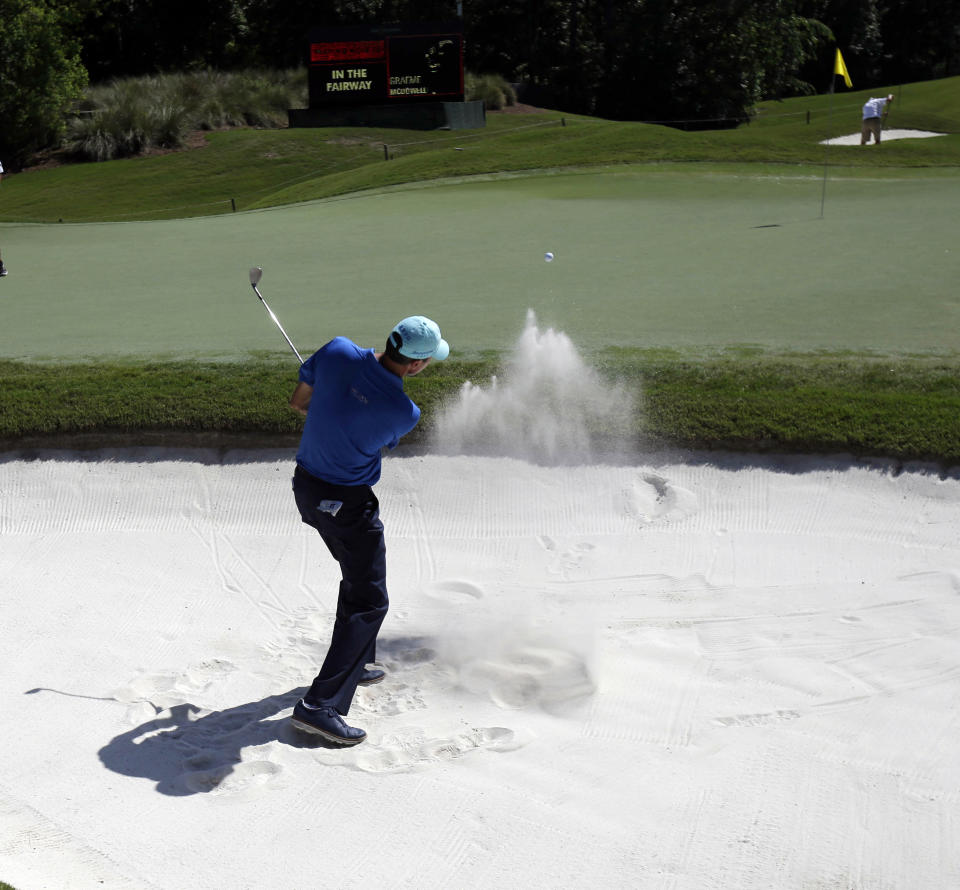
[
  {"xmin": 878, "ymin": 0, "xmax": 960, "ymax": 82},
  {"xmin": 592, "ymin": 0, "xmax": 832, "ymax": 124},
  {"xmin": 241, "ymin": 0, "xmax": 458, "ymax": 70},
  {"xmin": 802, "ymin": 0, "xmax": 960, "ymax": 85},
  {"xmin": 799, "ymin": 0, "xmax": 884, "ymax": 86},
  {"xmin": 74, "ymin": 0, "xmax": 253, "ymax": 78},
  {"xmin": 0, "ymin": 0, "xmax": 89, "ymax": 166},
  {"xmin": 465, "ymin": 0, "xmax": 606, "ymax": 112},
  {"xmin": 465, "ymin": 0, "xmax": 832, "ymax": 122}
]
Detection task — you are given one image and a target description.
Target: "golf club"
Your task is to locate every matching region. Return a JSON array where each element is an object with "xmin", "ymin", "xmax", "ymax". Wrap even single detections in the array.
[{"xmin": 249, "ymin": 266, "xmax": 304, "ymax": 365}]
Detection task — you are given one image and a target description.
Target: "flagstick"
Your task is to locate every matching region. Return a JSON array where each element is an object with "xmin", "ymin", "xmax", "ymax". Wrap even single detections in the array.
[
  {"xmin": 820, "ymin": 81, "xmax": 835, "ymax": 219},
  {"xmin": 822, "ymin": 49, "xmax": 853, "ymax": 218}
]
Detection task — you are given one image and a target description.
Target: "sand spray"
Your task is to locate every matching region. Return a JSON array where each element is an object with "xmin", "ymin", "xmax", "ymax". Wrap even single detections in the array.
[
  {"xmin": 431, "ymin": 309, "xmax": 636, "ymax": 464},
  {"xmin": 426, "ymin": 311, "xmax": 634, "ymax": 698}
]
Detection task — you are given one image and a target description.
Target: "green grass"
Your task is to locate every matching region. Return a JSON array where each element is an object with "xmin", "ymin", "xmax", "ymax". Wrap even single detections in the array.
[
  {"xmin": 2, "ymin": 115, "xmax": 577, "ymax": 222},
  {"xmin": 7, "ymin": 166, "xmax": 960, "ymax": 362},
  {"xmin": 2, "ymin": 75, "xmax": 960, "ymax": 461},
  {"xmin": 2, "ymin": 75, "xmax": 958, "ymax": 223},
  {"xmin": 628, "ymin": 354, "xmax": 960, "ymax": 461},
  {"xmin": 3, "ymin": 354, "xmax": 959, "ymax": 463}
]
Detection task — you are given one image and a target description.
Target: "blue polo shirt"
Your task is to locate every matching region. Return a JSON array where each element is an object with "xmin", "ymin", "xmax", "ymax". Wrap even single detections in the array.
[{"xmin": 296, "ymin": 337, "xmax": 420, "ymax": 486}]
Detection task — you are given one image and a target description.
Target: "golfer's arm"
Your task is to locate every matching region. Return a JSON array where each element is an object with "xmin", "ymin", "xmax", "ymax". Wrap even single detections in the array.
[{"xmin": 289, "ymin": 382, "xmax": 313, "ymax": 415}]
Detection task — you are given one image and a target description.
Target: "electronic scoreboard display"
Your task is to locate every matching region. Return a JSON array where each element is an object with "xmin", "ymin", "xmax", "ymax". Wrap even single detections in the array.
[{"xmin": 306, "ymin": 23, "xmax": 464, "ymax": 107}]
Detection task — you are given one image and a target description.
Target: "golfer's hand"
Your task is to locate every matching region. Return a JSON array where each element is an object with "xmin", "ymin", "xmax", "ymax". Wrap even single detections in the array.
[{"xmin": 289, "ymin": 382, "xmax": 312, "ymax": 415}]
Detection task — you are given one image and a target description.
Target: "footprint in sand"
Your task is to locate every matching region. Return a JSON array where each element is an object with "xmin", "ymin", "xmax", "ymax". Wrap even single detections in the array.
[
  {"xmin": 181, "ymin": 758, "xmax": 282, "ymax": 795},
  {"xmin": 155, "ymin": 698, "xmax": 291, "ymax": 796},
  {"xmin": 357, "ymin": 637, "xmax": 457, "ymax": 717},
  {"xmin": 423, "ymin": 579, "xmax": 485, "ymax": 603},
  {"xmin": 105, "ymin": 659, "xmax": 293, "ymax": 797},
  {"xmin": 113, "ymin": 658, "xmax": 240, "ymax": 715},
  {"xmin": 289, "ymin": 634, "xmax": 535, "ymax": 773},
  {"xmin": 356, "ymin": 677, "xmax": 431, "ymax": 716},
  {"xmin": 538, "ymin": 535, "xmax": 597, "ymax": 577},
  {"xmin": 312, "ymin": 725, "xmax": 530, "ymax": 773}
]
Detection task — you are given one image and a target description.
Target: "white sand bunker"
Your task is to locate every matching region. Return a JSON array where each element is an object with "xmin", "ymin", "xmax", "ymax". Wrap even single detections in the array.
[
  {"xmin": 2, "ymin": 311, "xmax": 960, "ymax": 889},
  {"xmin": 2, "ymin": 451, "xmax": 960, "ymax": 890},
  {"xmin": 821, "ymin": 128, "xmax": 947, "ymax": 145}
]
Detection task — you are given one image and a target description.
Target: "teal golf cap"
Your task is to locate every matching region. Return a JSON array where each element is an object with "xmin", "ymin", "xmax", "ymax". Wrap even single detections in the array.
[{"xmin": 389, "ymin": 316, "xmax": 450, "ymax": 361}]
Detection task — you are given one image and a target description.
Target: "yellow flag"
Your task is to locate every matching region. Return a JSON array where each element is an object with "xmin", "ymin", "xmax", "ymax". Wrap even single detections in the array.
[{"xmin": 834, "ymin": 48, "xmax": 853, "ymax": 88}]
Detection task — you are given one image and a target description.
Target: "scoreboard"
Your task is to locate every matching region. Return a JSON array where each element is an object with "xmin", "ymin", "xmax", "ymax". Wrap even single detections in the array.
[{"xmin": 306, "ymin": 23, "xmax": 464, "ymax": 108}]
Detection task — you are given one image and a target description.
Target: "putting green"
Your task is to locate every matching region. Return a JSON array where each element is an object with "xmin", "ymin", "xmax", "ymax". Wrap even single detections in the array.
[{"xmin": 1, "ymin": 165, "xmax": 958, "ymax": 360}]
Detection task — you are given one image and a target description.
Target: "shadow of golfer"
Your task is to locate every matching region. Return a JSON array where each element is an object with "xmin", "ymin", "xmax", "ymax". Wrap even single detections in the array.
[{"xmin": 97, "ymin": 687, "xmax": 339, "ymax": 796}]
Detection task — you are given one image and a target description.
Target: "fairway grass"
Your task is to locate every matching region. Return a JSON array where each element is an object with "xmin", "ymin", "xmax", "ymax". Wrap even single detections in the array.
[{"xmin": 1, "ymin": 76, "xmax": 958, "ymax": 460}]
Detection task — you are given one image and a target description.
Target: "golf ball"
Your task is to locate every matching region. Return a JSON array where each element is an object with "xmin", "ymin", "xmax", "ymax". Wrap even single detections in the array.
[{"xmin": 545, "ymin": 251, "xmax": 554, "ymax": 262}]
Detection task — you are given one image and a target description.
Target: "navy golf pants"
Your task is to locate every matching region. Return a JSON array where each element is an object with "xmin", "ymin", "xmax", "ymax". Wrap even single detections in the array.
[{"xmin": 293, "ymin": 465, "xmax": 388, "ymax": 715}]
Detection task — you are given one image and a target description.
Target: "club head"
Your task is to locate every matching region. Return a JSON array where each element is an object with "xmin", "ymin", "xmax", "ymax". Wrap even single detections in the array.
[{"xmin": 249, "ymin": 266, "xmax": 263, "ymax": 287}]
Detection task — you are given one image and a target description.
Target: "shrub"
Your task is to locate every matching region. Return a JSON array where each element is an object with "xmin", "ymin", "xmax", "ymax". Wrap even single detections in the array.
[{"xmin": 466, "ymin": 72, "xmax": 517, "ymax": 110}]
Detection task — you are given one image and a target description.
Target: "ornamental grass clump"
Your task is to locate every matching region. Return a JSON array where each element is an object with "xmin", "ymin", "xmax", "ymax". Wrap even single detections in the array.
[
  {"xmin": 67, "ymin": 69, "xmax": 307, "ymax": 160},
  {"xmin": 466, "ymin": 72, "xmax": 517, "ymax": 110}
]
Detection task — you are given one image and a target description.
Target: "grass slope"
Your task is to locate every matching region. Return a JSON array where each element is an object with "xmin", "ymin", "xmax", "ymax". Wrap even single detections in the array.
[{"xmin": 1, "ymin": 76, "xmax": 958, "ymax": 223}]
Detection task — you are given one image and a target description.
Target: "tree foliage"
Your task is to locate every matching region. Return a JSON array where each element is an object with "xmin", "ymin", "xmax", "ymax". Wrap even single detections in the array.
[
  {"xmin": 801, "ymin": 0, "xmax": 960, "ymax": 86},
  {"xmin": 466, "ymin": 0, "xmax": 832, "ymax": 123},
  {"xmin": 593, "ymin": 0, "xmax": 832, "ymax": 123},
  {"xmin": 1, "ymin": 0, "xmax": 955, "ymax": 165},
  {"xmin": 0, "ymin": 0, "xmax": 88, "ymax": 166}
]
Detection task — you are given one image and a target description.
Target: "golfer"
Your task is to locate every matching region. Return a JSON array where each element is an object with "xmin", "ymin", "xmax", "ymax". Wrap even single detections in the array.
[
  {"xmin": 288, "ymin": 316, "xmax": 449, "ymax": 745},
  {"xmin": 861, "ymin": 94, "xmax": 894, "ymax": 145}
]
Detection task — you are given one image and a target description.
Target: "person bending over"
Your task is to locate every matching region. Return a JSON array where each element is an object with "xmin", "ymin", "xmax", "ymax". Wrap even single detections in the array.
[{"xmin": 861, "ymin": 94, "xmax": 894, "ymax": 145}]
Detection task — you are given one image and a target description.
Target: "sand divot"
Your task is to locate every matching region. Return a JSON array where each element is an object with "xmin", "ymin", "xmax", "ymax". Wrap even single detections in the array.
[
  {"xmin": 622, "ymin": 472, "xmax": 699, "ymax": 523},
  {"xmin": 459, "ymin": 644, "xmax": 596, "ymax": 710}
]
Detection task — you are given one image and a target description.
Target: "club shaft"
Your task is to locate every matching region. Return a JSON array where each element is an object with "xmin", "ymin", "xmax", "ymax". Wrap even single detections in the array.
[{"xmin": 253, "ymin": 285, "xmax": 304, "ymax": 364}]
